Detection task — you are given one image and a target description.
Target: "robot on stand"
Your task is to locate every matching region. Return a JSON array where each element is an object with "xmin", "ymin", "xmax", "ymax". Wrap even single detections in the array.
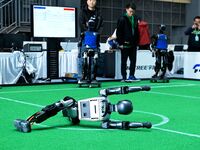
[
  {"xmin": 78, "ymin": 17, "xmax": 101, "ymax": 87},
  {"xmin": 150, "ymin": 24, "xmax": 173, "ymax": 83},
  {"xmin": 14, "ymin": 85, "xmax": 152, "ymax": 133}
]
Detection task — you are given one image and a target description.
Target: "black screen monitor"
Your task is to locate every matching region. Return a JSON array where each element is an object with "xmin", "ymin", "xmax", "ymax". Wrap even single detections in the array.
[{"xmin": 32, "ymin": 5, "xmax": 77, "ymax": 38}]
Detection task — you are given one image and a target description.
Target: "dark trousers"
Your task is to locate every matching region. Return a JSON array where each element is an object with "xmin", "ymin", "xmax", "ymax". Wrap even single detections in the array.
[{"xmin": 121, "ymin": 47, "xmax": 137, "ymax": 79}]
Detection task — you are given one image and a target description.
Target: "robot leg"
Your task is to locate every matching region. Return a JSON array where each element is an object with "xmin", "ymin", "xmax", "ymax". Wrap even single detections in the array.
[
  {"xmin": 14, "ymin": 96, "xmax": 77, "ymax": 132},
  {"xmin": 92, "ymin": 52, "xmax": 98, "ymax": 81},
  {"xmin": 88, "ymin": 53, "xmax": 92, "ymax": 82},
  {"xmin": 101, "ymin": 120, "xmax": 152, "ymax": 130},
  {"xmin": 82, "ymin": 51, "xmax": 88, "ymax": 80},
  {"xmin": 87, "ymin": 49, "xmax": 96, "ymax": 83},
  {"xmin": 152, "ymin": 54, "xmax": 161, "ymax": 78},
  {"xmin": 160, "ymin": 53, "xmax": 168, "ymax": 79}
]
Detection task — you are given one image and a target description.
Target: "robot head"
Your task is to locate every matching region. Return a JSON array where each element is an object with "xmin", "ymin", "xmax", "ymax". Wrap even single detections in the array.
[
  {"xmin": 116, "ymin": 100, "xmax": 133, "ymax": 115},
  {"xmin": 88, "ymin": 16, "xmax": 96, "ymax": 31},
  {"xmin": 159, "ymin": 24, "xmax": 166, "ymax": 33}
]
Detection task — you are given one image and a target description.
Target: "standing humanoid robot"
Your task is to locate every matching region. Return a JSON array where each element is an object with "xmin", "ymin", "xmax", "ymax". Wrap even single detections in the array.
[
  {"xmin": 78, "ymin": 17, "xmax": 101, "ymax": 87},
  {"xmin": 14, "ymin": 85, "xmax": 152, "ymax": 133},
  {"xmin": 151, "ymin": 24, "xmax": 170, "ymax": 83}
]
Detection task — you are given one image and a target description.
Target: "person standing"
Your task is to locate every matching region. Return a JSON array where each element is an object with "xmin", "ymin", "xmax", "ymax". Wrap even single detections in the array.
[
  {"xmin": 185, "ymin": 16, "xmax": 200, "ymax": 52},
  {"xmin": 116, "ymin": 2, "xmax": 140, "ymax": 81},
  {"xmin": 79, "ymin": 0, "xmax": 103, "ymax": 33}
]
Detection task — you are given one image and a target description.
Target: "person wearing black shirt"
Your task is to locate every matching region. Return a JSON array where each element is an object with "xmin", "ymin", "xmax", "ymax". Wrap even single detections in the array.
[
  {"xmin": 185, "ymin": 16, "xmax": 200, "ymax": 52},
  {"xmin": 78, "ymin": 0, "xmax": 103, "ymax": 84},
  {"xmin": 79, "ymin": 0, "xmax": 103, "ymax": 33}
]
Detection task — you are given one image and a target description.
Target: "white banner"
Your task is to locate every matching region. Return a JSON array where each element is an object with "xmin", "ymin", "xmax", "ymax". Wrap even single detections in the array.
[
  {"xmin": 135, "ymin": 51, "xmax": 155, "ymax": 78},
  {"xmin": 184, "ymin": 52, "xmax": 200, "ymax": 79},
  {"xmin": 115, "ymin": 50, "xmax": 155, "ymax": 79}
]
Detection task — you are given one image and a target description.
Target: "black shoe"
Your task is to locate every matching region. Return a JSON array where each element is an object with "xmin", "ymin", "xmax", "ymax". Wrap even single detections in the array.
[{"xmin": 126, "ymin": 75, "xmax": 140, "ymax": 81}]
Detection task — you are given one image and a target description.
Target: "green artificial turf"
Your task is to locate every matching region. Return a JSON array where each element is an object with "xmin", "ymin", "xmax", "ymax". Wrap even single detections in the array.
[{"xmin": 0, "ymin": 79, "xmax": 200, "ymax": 150}]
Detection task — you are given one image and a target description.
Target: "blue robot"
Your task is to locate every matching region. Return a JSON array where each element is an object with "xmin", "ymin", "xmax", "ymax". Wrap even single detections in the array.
[
  {"xmin": 151, "ymin": 24, "xmax": 171, "ymax": 83},
  {"xmin": 78, "ymin": 17, "xmax": 101, "ymax": 87},
  {"xmin": 14, "ymin": 85, "xmax": 152, "ymax": 133}
]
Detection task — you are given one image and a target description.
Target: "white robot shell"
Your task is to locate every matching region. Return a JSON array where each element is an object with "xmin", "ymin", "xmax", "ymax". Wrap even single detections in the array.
[{"xmin": 78, "ymin": 97, "xmax": 110, "ymax": 121}]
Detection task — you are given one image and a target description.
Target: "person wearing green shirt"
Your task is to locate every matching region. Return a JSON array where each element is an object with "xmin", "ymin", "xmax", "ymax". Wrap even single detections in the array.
[
  {"xmin": 185, "ymin": 16, "xmax": 200, "ymax": 52},
  {"xmin": 116, "ymin": 3, "xmax": 140, "ymax": 82}
]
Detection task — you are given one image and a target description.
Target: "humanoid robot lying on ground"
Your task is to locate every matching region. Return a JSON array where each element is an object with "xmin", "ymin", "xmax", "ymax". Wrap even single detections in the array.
[{"xmin": 14, "ymin": 85, "xmax": 152, "ymax": 133}]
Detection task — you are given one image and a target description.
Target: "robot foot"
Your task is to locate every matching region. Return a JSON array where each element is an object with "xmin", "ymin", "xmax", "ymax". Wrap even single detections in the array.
[
  {"xmin": 14, "ymin": 119, "xmax": 31, "ymax": 133},
  {"xmin": 89, "ymin": 80, "xmax": 101, "ymax": 88},
  {"xmin": 78, "ymin": 79, "xmax": 88, "ymax": 84},
  {"xmin": 91, "ymin": 79, "xmax": 99, "ymax": 84}
]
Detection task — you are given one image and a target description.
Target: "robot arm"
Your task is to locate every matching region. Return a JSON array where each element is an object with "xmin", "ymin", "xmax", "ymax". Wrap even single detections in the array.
[
  {"xmin": 99, "ymin": 86, "xmax": 152, "ymax": 130},
  {"xmin": 14, "ymin": 96, "xmax": 77, "ymax": 133},
  {"xmin": 102, "ymin": 120, "xmax": 152, "ymax": 130},
  {"xmin": 99, "ymin": 86, "xmax": 150, "ymax": 97}
]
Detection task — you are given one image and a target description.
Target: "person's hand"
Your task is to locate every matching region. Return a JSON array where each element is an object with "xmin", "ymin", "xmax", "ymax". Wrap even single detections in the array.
[{"xmin": 192, "ymin": 23, "xmax": 199, "ymax": 29}]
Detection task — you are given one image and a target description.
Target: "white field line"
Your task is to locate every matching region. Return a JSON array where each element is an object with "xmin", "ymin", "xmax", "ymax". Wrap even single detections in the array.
[
  {"xmin": 153, "ymin": 127, "xmax": 200, "ymax": 138},
  {"xmin": 134, "ymin": 110, "xmax": 169, "ymax": 127},
  {"xmin": 148, "ymin": 91, "xmax": 200, "ymax": 100},
  {"xmin": 0, "ymin": 96, "xmax": 43, "ymax": 108},
  {"xmin": 0, "ymin": 87, "xmax": 87, "ymax": 94}
]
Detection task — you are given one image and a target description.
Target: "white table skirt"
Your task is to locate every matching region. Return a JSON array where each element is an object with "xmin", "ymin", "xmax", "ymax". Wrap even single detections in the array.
[
  {"xmin": 59, "ymin": 51, "xmax": 78, "ymax": 77},
  {"xmin": 0, "ymin": 51, "xmax": 47, "ymax": 84}
]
